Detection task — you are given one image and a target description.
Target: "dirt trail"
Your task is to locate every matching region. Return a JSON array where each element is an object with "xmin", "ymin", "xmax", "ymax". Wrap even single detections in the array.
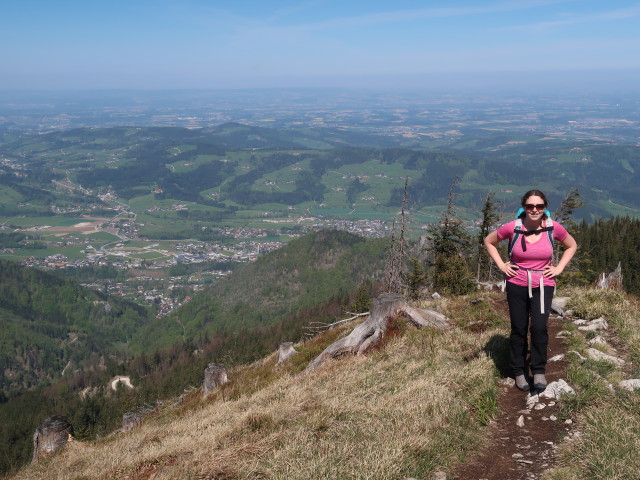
[{"xmin": 452, "ymin": 311, "xmax": 572, "ymax": 480}]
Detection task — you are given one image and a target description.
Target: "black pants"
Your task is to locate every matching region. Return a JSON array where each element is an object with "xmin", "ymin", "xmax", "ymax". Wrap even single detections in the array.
[{"xmin": 506, "ymin": 282, "xmax": 555, "ymax": 376}]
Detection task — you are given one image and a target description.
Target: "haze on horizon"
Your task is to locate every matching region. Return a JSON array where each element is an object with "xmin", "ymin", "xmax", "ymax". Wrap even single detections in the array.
[{"xmin": 2, "ymin": 0, "xmax": 640, "ymax": 93}]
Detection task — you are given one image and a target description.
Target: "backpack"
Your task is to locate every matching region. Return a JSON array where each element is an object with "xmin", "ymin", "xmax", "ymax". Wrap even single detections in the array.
[{"xmin": 508, "ymin": 208, "xmax": 554, "ymax": 258}]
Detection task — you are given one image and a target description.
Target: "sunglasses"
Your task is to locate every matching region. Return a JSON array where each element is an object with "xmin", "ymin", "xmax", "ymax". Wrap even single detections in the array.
[{"xmin": 524, "ymin": 203, "xmax": 546, "ymax": 211}]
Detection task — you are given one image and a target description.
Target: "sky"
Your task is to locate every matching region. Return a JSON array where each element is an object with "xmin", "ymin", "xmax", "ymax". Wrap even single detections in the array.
[{"xmin": 2, "ymin": 0, "xmax": 640, "ymax": 92}]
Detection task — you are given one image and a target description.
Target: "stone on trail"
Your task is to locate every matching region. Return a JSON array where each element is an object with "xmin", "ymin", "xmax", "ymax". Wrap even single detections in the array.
[
  {"xmin": 516, "ymin": 415, "xmax": 525, "ymax": 427},
  {"xmin": 549, "ymin": 354, "xmax": 565, "ymax": 362},
  {"xmin": 500, "ymin": 377, "xmax": 516, "ymax": 387},
  {"xmin": 619, "ymin": 379, "xmax": 640, "ymax": 391},
  {"xmin": 526, "ymin": 393, "xmax": 539, "ymax": 409},
  {"xmin": 567, "ymin": 350, "xmax": 586, "ymax": 361},
  {"xmin": 586, "ymin": 348, "xmax": 625, "ymax": 366},
  {"xmin": 540, "ymin": 379, "xmax": 575, "ymax": 400},
  {"xmin": 578, "ymin": 317, "xmax": 608, "ymax": 332}
]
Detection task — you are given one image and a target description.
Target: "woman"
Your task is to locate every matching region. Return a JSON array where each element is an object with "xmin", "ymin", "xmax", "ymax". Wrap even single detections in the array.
[{"xmin": 484, "ymin": 190, "xmax": 577, "ymax": 391}]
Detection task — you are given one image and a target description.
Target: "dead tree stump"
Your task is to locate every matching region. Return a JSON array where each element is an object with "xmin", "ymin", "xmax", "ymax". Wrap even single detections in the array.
[
  {"xmin": 32, "ymin": 415, "xmax": 73, "ymax": 463},
  {"xmin": 203, "ymin": 363, "xmax": 229, "ymax": 394},
  {"xmin": 121, "ymin": 411, "xmax": 144, "ymax": 432},
  {"xmin": 276, "ymin": 342, "xmax": 298, "ymax": 365},
  {"xmin": 598, "ymin": 262, "xmax": 623, "ymax": 291},
  {"xmin": 306, "ymin": 293, "xmax": 449, "ymax": 371}
]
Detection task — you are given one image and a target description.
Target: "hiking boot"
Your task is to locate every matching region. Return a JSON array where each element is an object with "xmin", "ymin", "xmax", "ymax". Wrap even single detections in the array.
[
  {"xmin": 515, "ymin": 374, "xmax": 530, "ymax": 391},
  {"xmin": 533, "ymin": 374, "xmax": 547, "ymax": 390}
]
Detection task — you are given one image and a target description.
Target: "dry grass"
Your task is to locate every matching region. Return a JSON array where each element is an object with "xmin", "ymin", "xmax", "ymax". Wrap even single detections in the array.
[{"xmin": 13, "ymin": 294, "xmax": 508, "ymax": 480}]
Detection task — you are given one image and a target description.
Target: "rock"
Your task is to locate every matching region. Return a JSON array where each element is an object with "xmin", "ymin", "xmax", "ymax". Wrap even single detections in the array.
[
  {"xmin": 276, "ymin": 342, "xmax": 298, "ymax": 365},
  {"xmin": 565, "ymin": 419, "xmax": 573, "ymax": 424},
  {"xmin": 556, "ymin": 330, "xmax": 572, "ymax": 338},
  {"xmin": 432, "ymin": 472, "xmax": 447, "ymax": 480},
  {"xmin": 550, "ymin": 415, "xmax": 558, "ymax": 421},
  {"xmin": 32, "ymin": 415, "xmax": 73, "ymax": 463},
  {"xmin": 549, "ymin": 354, "xmax": 565, "ymax": 362},
  {"xmin": 203, "ymin": 363, "xmax": 229, "ymax": 394},
  {"xmin": 588, "ymin": 335, "xmax": 608, "ymax": 346},
  {"xmin": 431, "ymin": 292, "xmax": 441, "ymax": 299},
  {"xmin": 619, "ymin": 379, "xmax": 640, "ymax": 391},
  {"xmin": 565, "ymin": 309, "xmax": 574, "ymax": 316},
  {"xmin": 500, "ymin": 377, "xmax": 516, "ymax": 387},
  {"xmin": 526, "ymin": 394, "xmax": 539, "ymax": 409},
  {"xmin": 512, "ymin": 453, "xmax": 524, "ymax": 459},
  {"xmin": 567, "ymin": 350, "xmax": 586, "ymax": 361},
  {"xmin": 540, "ymin": 379, "xmax": 575, "ymax": 400},
  {"xmin": 578, "ymin": 317, "xmax": 608, "ymax": 332},
  {"xmin": 551, "ymin": 296, "xmax": 570, "ymax": 315},
  {"xmin": 516, "ymin": 415, "xmax": 525, "ymax": 427},
  {"xmin": 573, "ymin": 319, "xmax": 588, "ymax": 325},
  {"xmin": 586, "ymin": 348, "xmax": 625, "ymax": 366},
  {"xmin": 534, "ymin": 403, "xmax": 546, "ymax": 410}
]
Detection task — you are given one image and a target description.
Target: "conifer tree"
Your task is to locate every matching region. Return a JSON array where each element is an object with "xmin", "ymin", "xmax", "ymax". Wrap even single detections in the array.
[
  {"xmin": 350, "ymin": 283, "xmax": 372, "ymax": 313},
  {"xmin": 406, "ymin": 257, "xmax": 427, "ymax": 299},
  {"xmin": 476, "ymin": 191, "xmax": 502, "ymax": 282},
  {"xmin": 553, "ymin": 187, "xmax": 585, "ymax": 276},
  {"xmin": 427, "ymin": 177, "xmax": 475, "ymax": 295}
]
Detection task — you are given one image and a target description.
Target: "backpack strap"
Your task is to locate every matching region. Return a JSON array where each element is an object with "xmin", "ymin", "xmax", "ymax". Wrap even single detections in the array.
[
  {"xmin": 508, "ymin": 218, "xmax": 524, "ymax": 258},
  {"xmin": 544, "ymin": 218, "xmax": 554, "ymax": 250},
  {"xmin": 509, "ymin": 217, "xmax": 554, "ymax": 257}
]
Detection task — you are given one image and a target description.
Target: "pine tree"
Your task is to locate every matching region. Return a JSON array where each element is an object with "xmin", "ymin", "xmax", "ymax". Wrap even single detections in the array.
[
  {"xmin": 476, "ymin": 191, "xmax": 502, "ymax": 282},
  {"xmin": 406, "ymin": 258, "xmax": 427, "ymax": 300},
  {"xmin": 350, "ymin": 283, "xmax": 372, "ymax": 313},
  {"xmin": 553, "ymin": 188, "xmax": 585, "ymax": 282},
  {"xmin": 427, "ymin": 177, "xmax": 475, "ymax": 295}
]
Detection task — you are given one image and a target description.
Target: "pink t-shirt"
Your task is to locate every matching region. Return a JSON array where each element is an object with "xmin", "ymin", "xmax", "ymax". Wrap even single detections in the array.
[{"xmin": 496, "ymin": 219, "xmax": 568, "ymax": 287}]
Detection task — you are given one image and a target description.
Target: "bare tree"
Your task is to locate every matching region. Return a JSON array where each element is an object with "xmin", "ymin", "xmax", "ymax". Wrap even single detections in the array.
[{"xmin": 384, "ymin": 177, "xmax": 409, "ymax": 294}]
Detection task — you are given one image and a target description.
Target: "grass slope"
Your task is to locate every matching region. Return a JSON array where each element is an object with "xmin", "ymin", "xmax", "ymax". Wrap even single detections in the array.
[
  {"xmin": 12, "ymin": 287, "xmax": 640, "ymax": 480},
  {"xmin": 14, "ymin": 293, "xmax": 506, "ymax": 480}
]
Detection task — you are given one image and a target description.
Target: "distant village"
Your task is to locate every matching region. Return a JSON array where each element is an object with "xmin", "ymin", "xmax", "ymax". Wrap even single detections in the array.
[{"xmin": 13, "ymin": 213, "xmax": 389, "ymax": 318}]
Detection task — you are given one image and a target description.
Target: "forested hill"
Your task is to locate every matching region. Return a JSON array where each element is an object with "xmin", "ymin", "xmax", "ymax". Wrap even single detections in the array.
[
  {"xmin": 129, "ymin": 230, "xmax": 388, "ymax": 352},
  {"xmin": 0, "ymin": 259, "xmax": 153, "ymax": 392},
  {"xmin": 574, "ymin": 216, "xmax": 640, "ymax": 295},
  {"xmin": 0, "ymin": 230, "xmax": 387, "ymax": 394}
]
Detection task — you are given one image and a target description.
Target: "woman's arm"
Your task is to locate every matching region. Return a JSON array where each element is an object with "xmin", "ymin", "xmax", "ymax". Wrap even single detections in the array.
[
  {"xmin": 484, "ymin": 230, "xmax": 519, "ymax": 277},
  {"xmin": 543, "ymin": 233, "xmax": 578, "ymax": 278}
]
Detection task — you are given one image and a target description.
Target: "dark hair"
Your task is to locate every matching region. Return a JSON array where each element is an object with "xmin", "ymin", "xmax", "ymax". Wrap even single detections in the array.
[{"xmin": 521, "ymin": 189, "xmax": 549, "ymax": 220}]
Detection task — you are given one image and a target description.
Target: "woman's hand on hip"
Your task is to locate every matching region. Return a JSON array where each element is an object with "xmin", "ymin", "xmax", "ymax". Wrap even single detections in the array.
[
  {"xmin": 543, "ymin": 265, "xmax": 563, "ymax": 278},
  {"xmin": 500, "ymin": 263, "xmax": 519, "ymax": 277}
]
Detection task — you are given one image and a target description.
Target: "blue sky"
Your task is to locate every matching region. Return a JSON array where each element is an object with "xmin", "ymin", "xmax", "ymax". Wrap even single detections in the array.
[{"xmin": 2, "ymin": 0, "xmax": 640, "ymax": 91}]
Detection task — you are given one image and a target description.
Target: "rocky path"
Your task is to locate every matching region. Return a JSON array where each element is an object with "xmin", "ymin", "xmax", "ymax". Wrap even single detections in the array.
[{"xmin": 452, "ymin": 310, "xmax": 573, "ymax": 480}]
